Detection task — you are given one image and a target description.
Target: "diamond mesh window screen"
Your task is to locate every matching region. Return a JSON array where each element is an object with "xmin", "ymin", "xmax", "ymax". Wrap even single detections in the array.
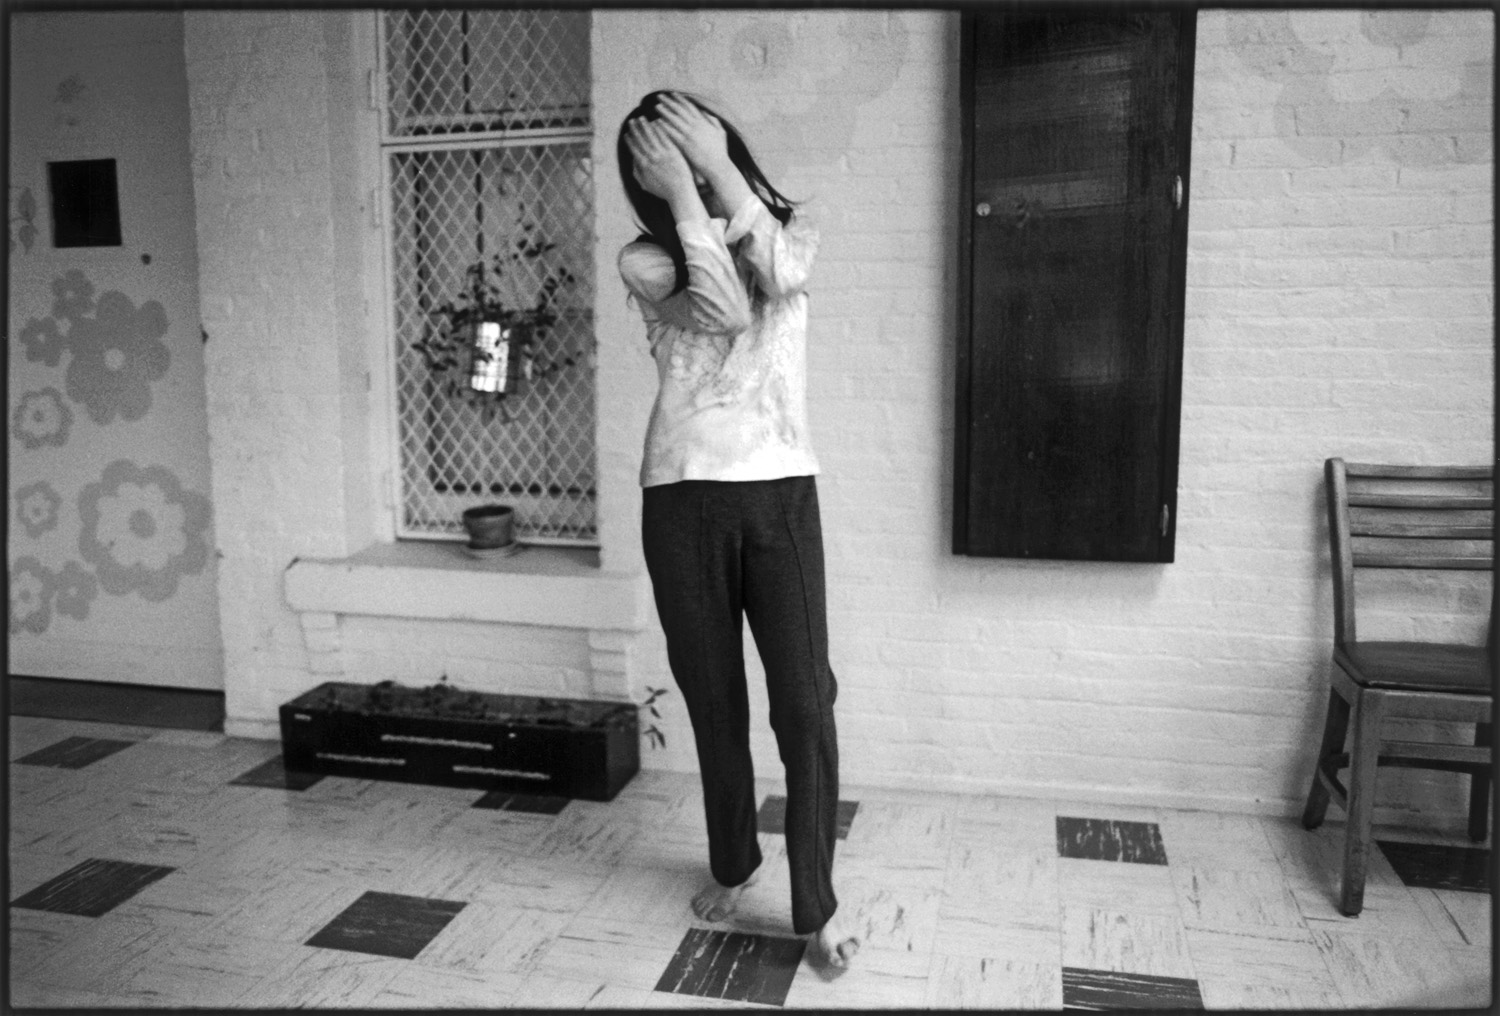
[{"xmin": 381, "ymin": 10, "xmax": 597, "ymax": 543}]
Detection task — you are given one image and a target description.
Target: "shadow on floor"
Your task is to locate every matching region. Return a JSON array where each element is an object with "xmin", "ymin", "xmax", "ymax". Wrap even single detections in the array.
[{"xmin": 7, "ymin": 675, "xmax": 224, "ymax": 732}]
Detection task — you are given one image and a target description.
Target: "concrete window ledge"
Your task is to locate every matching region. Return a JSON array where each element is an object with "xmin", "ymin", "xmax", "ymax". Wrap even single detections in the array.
[
  {"xmin": 277, "ymin": 542, "xmax": 652, "ymax": 717},
  {"xmin": 284, "ymin": 541, "xmax": 651, "ymax": 632}
]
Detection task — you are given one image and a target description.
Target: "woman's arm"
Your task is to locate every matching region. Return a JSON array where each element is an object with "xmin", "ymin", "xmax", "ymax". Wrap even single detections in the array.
[
  {"xmin": 621, "ymin": 118, "xmax": 752, "ymax": 335},
  {"xmin": 721, "ymin": 194, "xmax": 819, "ymax": 299}
]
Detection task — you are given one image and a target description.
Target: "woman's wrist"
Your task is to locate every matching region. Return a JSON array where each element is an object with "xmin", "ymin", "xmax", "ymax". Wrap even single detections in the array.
[{"xmin": 666, "ymin": 186, "xmax": 710, "ymax": 225}]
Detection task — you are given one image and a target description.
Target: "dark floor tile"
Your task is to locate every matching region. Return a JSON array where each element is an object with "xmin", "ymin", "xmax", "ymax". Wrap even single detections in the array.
[
  {"xmin": 305, "ymin": 890, "xmax": 466, "ymax": 960},
  {"xmin": 1062, "ymin": 967, "xmax": 1204, "ymax": 1010},
  {"xmin": 15, "ymin": 736, "xmax": 137, "ymax": 769},
  {"xmin": 757, "ymin": 796, "xmax": 859, "ymax": 839},
  {"xmin": 655, "ymin": 927, "xmax": 805, "ymax": 1007},
  {"xmin": 10, "ymin": 858, "xmax": 176, "ymax": 918},
  {"xmin": 229, "ymin": 756, "xmax": 324, "ymax": 791},
  {"xmin": 471, "ymin": 790, "xmax": 570, "ymax": 814},
  {"xmin": 8, "ymin": 674, "xmax": 224, "ymax": 731},
  {"xmin": 1056, "ymin": 816, "xmax": 1168, "ymax": 865},
  {"xmin": 1377, "ymin": 839, "xmax": 1490, "ymax": 893}
]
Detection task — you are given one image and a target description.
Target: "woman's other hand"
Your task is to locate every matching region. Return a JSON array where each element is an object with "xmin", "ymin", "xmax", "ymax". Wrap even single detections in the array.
[
  {"xmin": 655, "ymin": 93, "xmax": 733, "ymax": 176},
  {"xmin": 626, "ymin": 117, "xmax": 697, "ymax": 203}
]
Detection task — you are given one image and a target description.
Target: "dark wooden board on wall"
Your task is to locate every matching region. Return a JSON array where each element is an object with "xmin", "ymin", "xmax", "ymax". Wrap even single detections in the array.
[{"xmin": 954, "ymin": 9, "xmax": 1196, "ymax": 562}]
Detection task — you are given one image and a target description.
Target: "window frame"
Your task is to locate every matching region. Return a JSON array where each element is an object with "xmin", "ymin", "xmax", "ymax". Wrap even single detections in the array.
[{"xmin": 373, "ymin": 10, "xmax": 599, "ymax": 547}]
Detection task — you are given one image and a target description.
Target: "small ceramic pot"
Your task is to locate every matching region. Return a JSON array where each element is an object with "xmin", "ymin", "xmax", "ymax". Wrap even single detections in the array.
[{"xmin": 461, "ymin": 504, "xmax": 514, "ymax": 549}]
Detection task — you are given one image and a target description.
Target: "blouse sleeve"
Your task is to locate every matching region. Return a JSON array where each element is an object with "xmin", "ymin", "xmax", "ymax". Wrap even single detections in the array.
[
  {"xmin": 723, "ymin": 194, "xmax": 819, "ymax": 299},
  {"xmin": 618, "ymin": 219, "xmax": 753, "ymax": 337}
]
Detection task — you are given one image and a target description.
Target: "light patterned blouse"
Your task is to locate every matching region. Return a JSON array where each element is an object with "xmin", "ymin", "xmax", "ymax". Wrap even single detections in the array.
[{"xmin": 619, "ymin": 193, "xmax": 821, "ymax": 488}]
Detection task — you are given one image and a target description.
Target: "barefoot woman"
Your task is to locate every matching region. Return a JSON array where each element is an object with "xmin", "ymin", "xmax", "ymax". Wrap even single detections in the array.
[{"xmin": 617, "ymin": 91, "xmax": 859, "ymax": 969}]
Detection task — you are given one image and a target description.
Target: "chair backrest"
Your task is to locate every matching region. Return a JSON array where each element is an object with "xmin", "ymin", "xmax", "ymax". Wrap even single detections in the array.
[{"xmin": 1325, "ymin": 458, "xmax": 1494, "ymax": 646}]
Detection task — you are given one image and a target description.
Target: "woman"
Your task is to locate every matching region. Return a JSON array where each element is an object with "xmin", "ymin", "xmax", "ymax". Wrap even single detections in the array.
[{"xmin": 617, "ymin": 91, "xmax": 859, "ymax": 970}]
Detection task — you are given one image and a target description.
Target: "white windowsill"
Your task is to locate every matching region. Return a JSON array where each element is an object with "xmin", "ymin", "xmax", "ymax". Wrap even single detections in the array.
[{"xmin": 284, "ymin": 540, "xmax": 650, "ymax": 632}]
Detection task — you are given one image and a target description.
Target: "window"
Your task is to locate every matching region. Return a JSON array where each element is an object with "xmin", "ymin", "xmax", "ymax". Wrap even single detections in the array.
[
  {"xmin": 954, "ymin": 9, "xmax": 1196, "ymax": 562},
  {"xmin": 380, "ymin": 10, "xmax": 597, "ymax": 544}
]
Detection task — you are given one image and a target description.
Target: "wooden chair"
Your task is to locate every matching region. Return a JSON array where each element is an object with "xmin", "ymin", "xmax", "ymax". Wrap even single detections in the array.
[{"xmin": 1302, "ymin": 459, "xmax": 1494, "ymax": 916}]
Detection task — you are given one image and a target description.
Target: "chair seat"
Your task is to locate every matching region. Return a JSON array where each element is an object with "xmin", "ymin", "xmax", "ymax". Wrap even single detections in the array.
[{"xmin": 1336, "ymin": 641, "xmax": 1493, "ymax": 694}]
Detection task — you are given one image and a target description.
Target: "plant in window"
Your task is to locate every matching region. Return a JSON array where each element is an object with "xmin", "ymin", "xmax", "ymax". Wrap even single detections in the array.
[{"xmin": 413, "ymin": 215, "xmax": 578, "ymax": 423}]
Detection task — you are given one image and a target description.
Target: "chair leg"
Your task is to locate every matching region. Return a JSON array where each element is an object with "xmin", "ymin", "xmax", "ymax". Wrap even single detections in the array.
[
  {"xmin": 1340, "ymin": 690, "xmax": 1384, "ymax": 917},
  {"xmin": 1303, "ymin": 687, "xmax": 1351, "ymax": 830},
  {"xmin": 1469, "ymin": 722, "xmax": 1491, "ymax": 843}
]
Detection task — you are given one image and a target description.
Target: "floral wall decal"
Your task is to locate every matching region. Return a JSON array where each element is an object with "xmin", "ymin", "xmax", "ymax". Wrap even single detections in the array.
[
  {"xmin": 647, "ymin": 11, "xmax": 909, "ymax": 169},
  {"xmin": 78, "ymin": 459, "xmax": 211, "ymax": 602},
  {"xmin": 15, "ymin": 481, "xmax": 63, "ymax": 539},
  {"xmin": 13, "ymin": 387, "xmax": 74, "ymax": 450},
  {"xmin": 9, "ymin": 184, "xmax": 37, "ymax": 253},
  {"xmin": 1228, "ymin": 10, "xmax": 1491, "ymax": 167},
  {"xmin": 10, "ymin": 556, "xmax": 56, "ymax": 634},
  {"xmin": 17, "ymin": 269, "xmax": 173, "ymax": 424},
  {"xmin": 19, "ymin": 316, "xmax": 67, "ymax": 367},
  {"xmin": 54, "ymin": 561, "xmax": 99, "ymax": 621},
  {"xmin": 51, "ymin": 268, "xmax": 95, "ymax": 319},
  {"xmin": 66, "ymin": 291, "xmax": 171, "ymax": 424}
]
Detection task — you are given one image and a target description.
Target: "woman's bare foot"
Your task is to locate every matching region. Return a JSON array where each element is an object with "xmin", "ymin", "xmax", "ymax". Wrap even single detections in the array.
[
  {"xmin": 691, "ymin": 868, "xmax": 758, "ymax": 922},
  {"xmin": 807, "ymin": 911, "xmax": 861, "ymax": 974}
]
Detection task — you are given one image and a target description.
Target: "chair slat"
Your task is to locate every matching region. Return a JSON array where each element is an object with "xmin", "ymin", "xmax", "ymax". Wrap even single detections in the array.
[
  {"xmin": 1346, "ymin": 493, "xmax": 1493, "ymax": 510},
  {"xmin": 1379, "ymin": 739, "xmax": 1492, "ymax": 768},
  {"xmin": 1349, "ymin": 522, "xmax": 1493, "ymax": 539},
  {"xmin": 1352, "ymin": 551, "xmax": 1493, "ymax": 570},
  {"xmin": 1344, "ymin": 463, "xmax": 1493, "ymax": 480}
]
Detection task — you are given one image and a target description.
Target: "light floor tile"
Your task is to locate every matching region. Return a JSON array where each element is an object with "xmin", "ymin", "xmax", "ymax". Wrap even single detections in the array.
[
  {"xmin": 7, "ymin": 980, "xmax": 123, "ymax": 1009},
  {"xmin": 1290, "ymin": 880, "xmax": 1433, "ymax": 938},
  {"xmin": 412, "ymin": 902, "xmax": 572, "ymax": 976},
  {"xmin": 781, "ymin": 944, "xmax": 932, "ymax": 1009},
  {"xmin": 1060, "ymin": 905, "xmax": 1196, "ymax": 980},
  {"xmin": 932, "ymin": 914, "xmax": 1062, "ymax": 966},
  {"xmin": 586, "ymin": 860, "xmax": 706, "ymax": 928},
  {"xmin": 1156, "ymin": 809, "xmax": 1282, "ymax": 870},
  {"xmin": 1409, "ymin": 886, "xmax": 1490, "ymax": 948},
  {"xmin": 24, "ymin": 914, "xmax": 172, "ymax": 995},
  {"xmin": 944, "ymin": 842, "xmax": 1060, "ymax": 919},
  {"xmin": 1312, "ymin": 927, "xmax": 1468, "ymax": 1008},
  {"xmin": 1442, "ymin": 946, "xmax": 1495, "ymax": 1009},
  {"xmin": 1185, "ymin": 925, "xmax": 1338, "ymax": 1004},
  {"xmin": 368, "ymin": 966, "xmax": 531, "ymax": 1009},
  {"xmin": 1264, "ymin": 817, "xmax": 1404, "ymax": 890},
  {"xmin": 118, "ymin": 929, "xmax": 303, "ymax": 1007},
  {"xmin": 926, "ymin": 953, "xmax": 1063, "ymax": 1008},
  {"xmin": 835, "ymin": 868, "xmax": 946, "ymax": 955},
  {"xmin": 533, "ymin": 917, "xmax": 689, "ymax": 991},
  {"xmin": 839, "ymin": 800, "xmax": 954, "ymax": 862},
  {"xmin": 1171, "ymin": 865, "xmax": 1307, "ymax": 934},
  {"xmin": 239, "ymin": 945, "xmax": 410, "ymax": 1008},
  {"xmin": 1058, "ymin": 855, "xmax": 1181, "ymax": 917}
]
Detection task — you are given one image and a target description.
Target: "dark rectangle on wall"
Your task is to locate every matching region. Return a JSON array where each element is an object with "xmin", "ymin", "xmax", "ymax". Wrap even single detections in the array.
[
  {"xmin": 48, "ymin": 158, "xmax": 122, "ymax": 247},
  {"xmin": 955, "ymin": 10, "xmax": 1196, "ymax": 562}
]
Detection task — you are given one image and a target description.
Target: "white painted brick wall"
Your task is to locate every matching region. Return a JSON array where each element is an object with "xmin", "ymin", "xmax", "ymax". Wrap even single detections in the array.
[
  {"xmin": 189, "ymin": 9, "xmax": 1489, "ymax": 823},
  {"xmin": 595, "ymin": 9, "xmax": 1493, "ymax": 821}
]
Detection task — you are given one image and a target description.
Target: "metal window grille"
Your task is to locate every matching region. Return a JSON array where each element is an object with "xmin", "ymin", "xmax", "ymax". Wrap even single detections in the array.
[{"xmin": 380, "ymin": 10, "xmax": 597, "ymax": 544}]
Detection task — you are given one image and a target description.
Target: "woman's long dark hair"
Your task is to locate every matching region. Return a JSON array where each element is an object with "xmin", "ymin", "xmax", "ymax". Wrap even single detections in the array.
[{"xmin": 617, "ymin": 91, "xmax": 796, "ymax": 295}]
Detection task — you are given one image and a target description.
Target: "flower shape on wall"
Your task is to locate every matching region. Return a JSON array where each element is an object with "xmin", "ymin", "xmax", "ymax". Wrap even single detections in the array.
[
  {"xmin": 52, "ymin": 268, "xmax": 97, "ymax": 320},
  {"xmin": 55, "ymin": 561, "xmax": 99, "ymax": 621},
  {"xmin": 13, "ymin": 387, "xmax": 74, "ymax": 450},
  {"xmin": 19, "ymin": 316, "xmax": 68, "ymax": 367},
  {"xmin": 647, "ymin": 11, "xmax": 910, "ymax": 169},
  {"xmin": 15, "ymin": 481, "xmax": 63, "ymax": 539},
  {"xmin": 78, "ymin": 459, "xmax": 211, "ymax": 602},
  {"xmin": 1228, "ymin": 10, "xmax": 1492, "ymax": 166},
  {"xmin": 65, "ymin": 290, "xmax": 171, "ymax": 425},
  {"xmin": 10, "ymin": 556, "xmax": 56, "ymax": 635}
]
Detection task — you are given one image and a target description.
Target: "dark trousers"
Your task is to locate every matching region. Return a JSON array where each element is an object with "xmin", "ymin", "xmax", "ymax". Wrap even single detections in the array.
[{"xmin": 641, "ymin": 475, "xmax": 840, "ymax": 934}]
